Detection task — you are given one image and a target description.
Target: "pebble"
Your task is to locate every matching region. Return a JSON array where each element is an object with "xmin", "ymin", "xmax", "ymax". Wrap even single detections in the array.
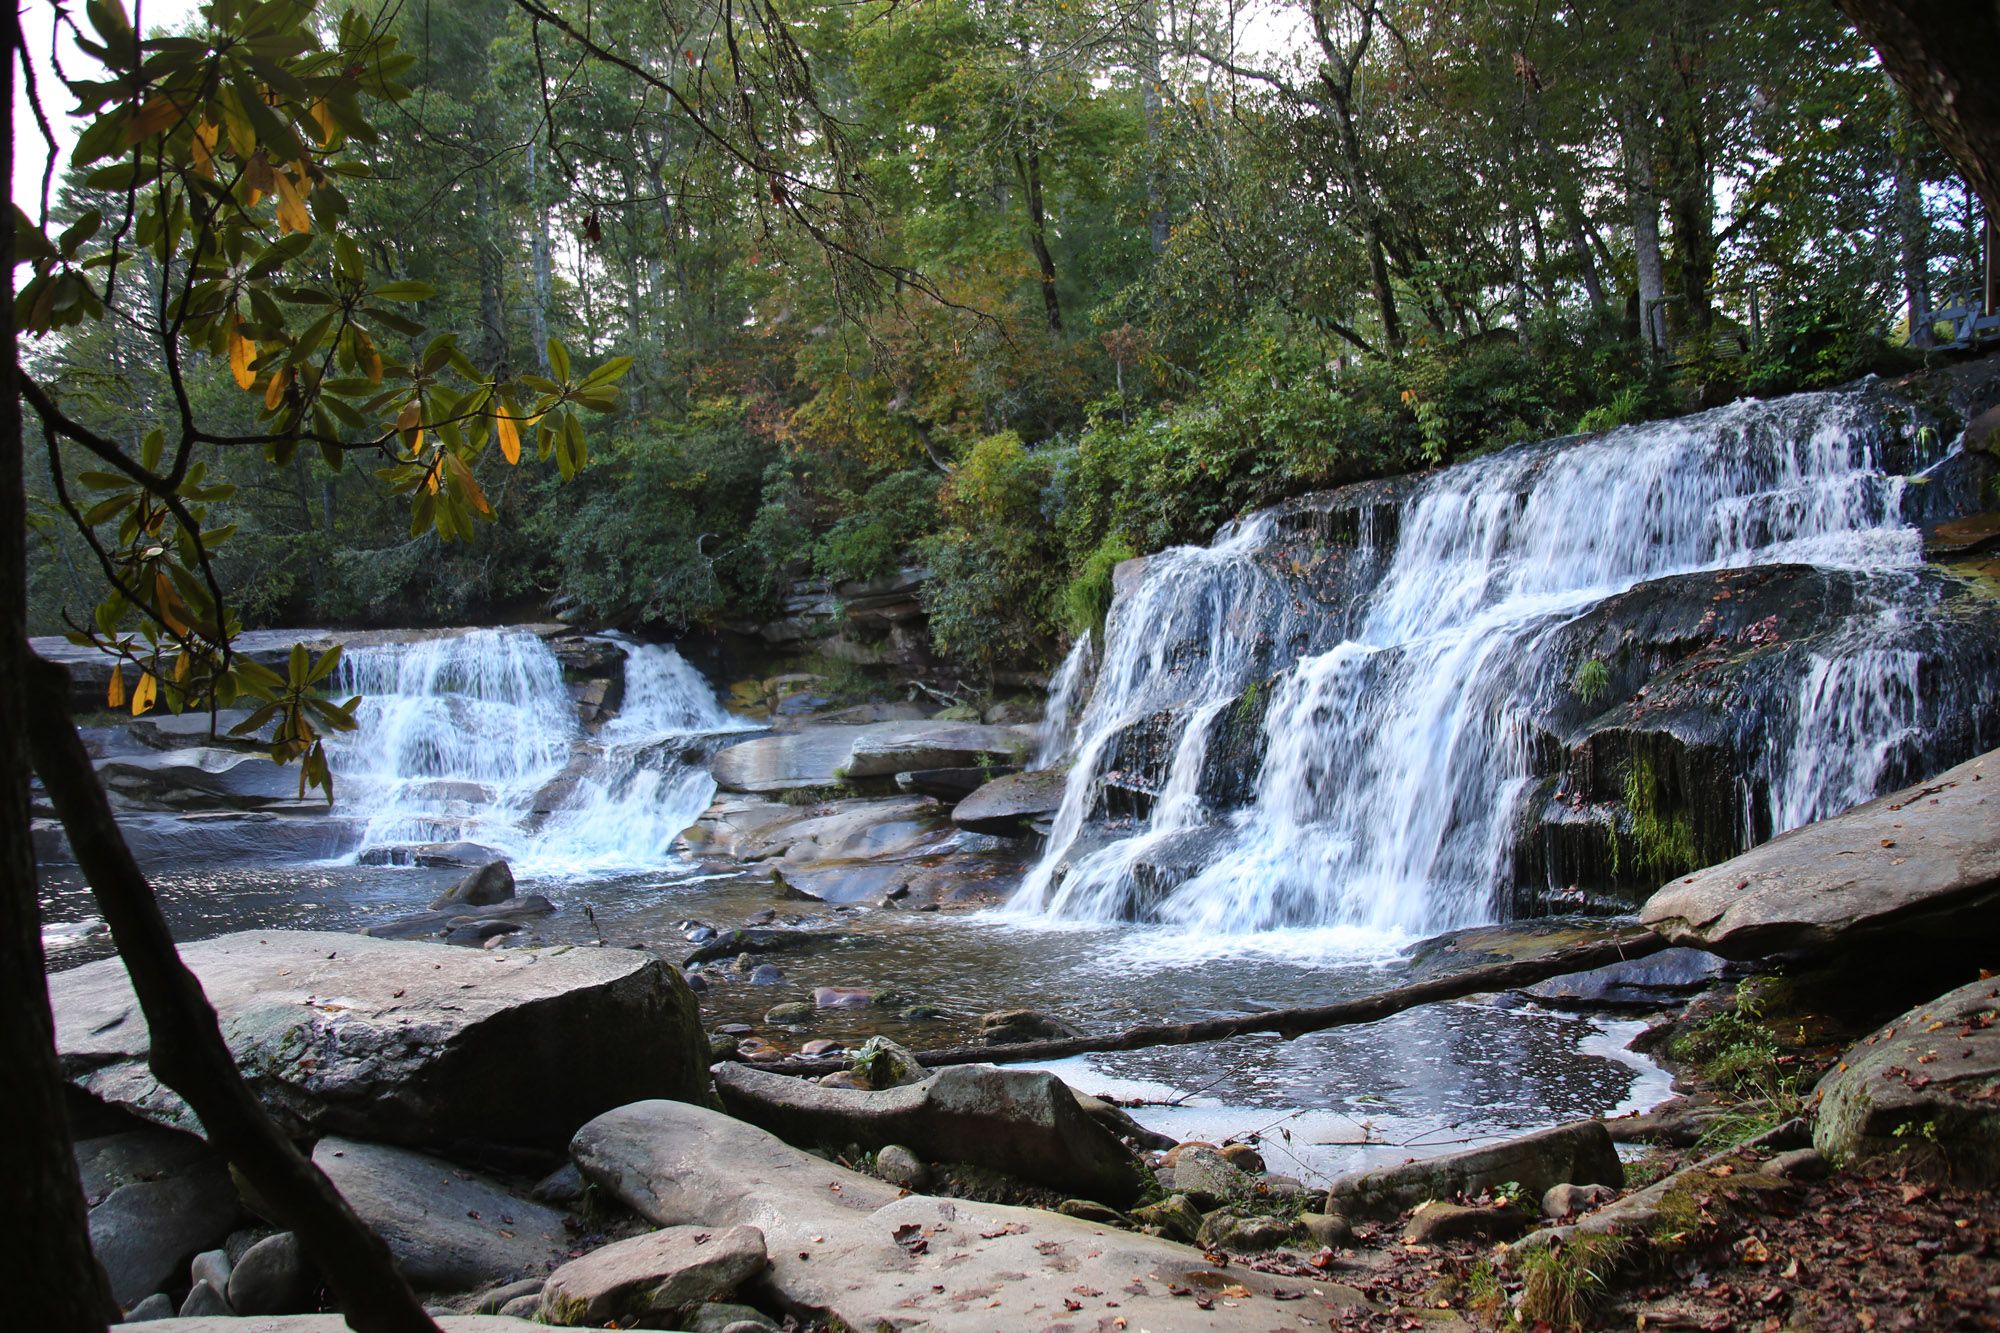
[
  {"xmin": 817, "ymin": 1070, "xmax": 868, "ymax": 1089},
  {"xmin": 715, "ymin": 1024, "xmax": 754, "ymax": 1036},
  {"xmin": 1302, "ymin": 1212, "xmax": 1352, "ymax": 1248},
  {"xmin": 748, "ymin": 964, "xmax": 785, "ymax": 985},
  {"xmin": 497, "ymin": 1293, "xmax": 541, "ymax": 1318},
  {"xmin": 875, "ymin": 1144, "xmax": 929, "ymax": 1190},
  {"xmin": 799, "ymin": 1039, "xmax": 846, "ymax": 1056},
  {"xmin": 814, "ymin": 986, "xmax": 874, "ymax": 1009},
  {"xmin": 228, "ymin": 1231, "xmax": 313, "ymax": 1316},
  {"xmin": 685, "ymin": 925, "xmax": 717, "ymax": 943},
  {"xmin": 744, "ymin": 909, "xmax": 777, "ymax": 925},
  {"xmin": 1541, "ymin": 1181, "xmax": 1618, "ymax": 1218},
  {"xmin": 1759, "ymin": 1148, "xmax": 1830, "ymax": 1181},
  {"xmin": 765, "ymin": 1002, "xmax": 815, "ymax": 1024},
  {"xmin": 189, "ymin": 1248, "xmax": 232, "ymax": 1293}
]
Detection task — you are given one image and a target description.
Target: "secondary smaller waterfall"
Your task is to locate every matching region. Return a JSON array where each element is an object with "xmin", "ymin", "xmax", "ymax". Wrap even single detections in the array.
[
  {"xmin": 327, "ymin": 630, "xmax": 752, "ymax": 874},
  {"xmin": 1034, "ymin": 632, "xmax": 1096, "ymax": 767}
]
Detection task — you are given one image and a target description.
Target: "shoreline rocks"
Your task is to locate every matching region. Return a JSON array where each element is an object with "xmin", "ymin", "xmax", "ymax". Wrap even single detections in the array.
[{"xmin": 1324, "ymin": 1119, "xmax": 1623, "ymax": 1218}]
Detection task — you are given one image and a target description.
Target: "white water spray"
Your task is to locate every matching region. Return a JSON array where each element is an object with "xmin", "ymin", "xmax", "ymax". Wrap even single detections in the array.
[
  {"xmin": 326, "ymin": 631, "xmax": 753, "ymax": 874},
  {"xmin": 1016, "ymin": 389, "xmax": 1951, "ymax": 935}
]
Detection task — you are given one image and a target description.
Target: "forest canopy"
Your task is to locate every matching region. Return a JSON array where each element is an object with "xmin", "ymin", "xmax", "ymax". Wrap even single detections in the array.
[{"xmin": 20, "ymin": 0, "xmax": 1989, "ymax": 677}]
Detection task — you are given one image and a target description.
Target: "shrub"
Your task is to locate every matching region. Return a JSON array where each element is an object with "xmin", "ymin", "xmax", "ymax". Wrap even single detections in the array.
[{"xmin": 1061, "ymin": 534, "xmax": 1135, "ymax": 638}]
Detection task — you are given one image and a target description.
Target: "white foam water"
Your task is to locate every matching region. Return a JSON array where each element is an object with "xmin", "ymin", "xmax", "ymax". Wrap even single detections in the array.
[
  {"xmin": 326, "ymin": 631, "xmax": 753, "ymax": 875},
  {"xmin": 1014, "ymin": 388, "xmax": 1948, "ymax": 936}
]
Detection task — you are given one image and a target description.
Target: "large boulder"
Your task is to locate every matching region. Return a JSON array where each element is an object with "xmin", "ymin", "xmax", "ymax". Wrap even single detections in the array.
[
  {"xmin": 1324, "ymin": 1119, "xmax": 1623, "ymax": 1218},
  {"xmin": 951, "ymin": 769, "xmax": 1069, "ymax": 835},
  {"xmin": 77, "ymin": 1128, "xmax": 244, "ymax": 1307},
  {"xmin": 538, "ymin": 1225, "xmax": 766, "ymax": 1326},
  {"xmin": 1642, "ymin": 748, "xmax": 2000, "ymax": 957},
  {"xmin": 839, "ymin": 724, "xmax": 1028, "ymax": 779},
  {"xmin": 708, "ymin": 721, "xmax": 1025, "ymax": 793},
  {"xmin": 51, "ymin": 931, "xmax": 709, "ymax": 1146},
  {"xmin": 712, "ymin": 1062, "xmax": 1150, "ymax": 1205},
  {"xmin": 571, "ymin": 1099, "xmax": 1368, "ymax": 1332},
  {"xmin": 1813, "ymin": 975, "xmax": 2000, "ymax": 1183},
  {"xmin": 312, "ymin": 1138, "xmax": 572, "ymax": 1291}
]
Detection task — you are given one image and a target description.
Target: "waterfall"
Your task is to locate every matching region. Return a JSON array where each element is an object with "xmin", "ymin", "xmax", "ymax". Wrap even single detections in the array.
[
  {"xmin": 326, "ymin": 631, "xmax": 752, "ymax": 874},
  {"xmin": 1015, "ymin": 388, "xmax": 1955, "ymax": 936},
  {"xmin": 1033, "ymin": 632, "xmax": 1096, "ymax": 767}
]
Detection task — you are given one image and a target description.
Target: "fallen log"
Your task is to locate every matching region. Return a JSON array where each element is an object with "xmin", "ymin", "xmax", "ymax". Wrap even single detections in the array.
[{"xmin": 759, "ymin": 927, "xmax": 1674, "ymax": 1078}]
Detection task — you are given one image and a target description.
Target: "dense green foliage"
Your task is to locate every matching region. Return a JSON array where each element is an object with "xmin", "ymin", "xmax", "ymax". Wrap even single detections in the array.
[{"xmin": 22, "ymin": 0, "xmax": 1989, "ymax": 678}]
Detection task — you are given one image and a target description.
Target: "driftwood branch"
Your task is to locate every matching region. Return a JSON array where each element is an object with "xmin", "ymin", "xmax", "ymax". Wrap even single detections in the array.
[
  {"xmin": 759, "ymin": 930, "xmax": 1675, "ymax": 1078},
  {"xmin": 25, "ymin": 655, "xmax": 441, "ymax": 1333}
]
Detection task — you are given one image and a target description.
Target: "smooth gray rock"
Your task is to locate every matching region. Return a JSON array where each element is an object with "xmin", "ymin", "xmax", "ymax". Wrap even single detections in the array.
[
  {"xmin": 497, "ymin": 1296, "xmax": 541, "ymax": 1319},
  {"xmin": 87, "ymin": 1149, "xmax": 243, "ymax": 1307},
  {"xmin": 709, "ymin": 723, "xmax": 933, "ymax": 793},
  {"xmin": 873, "ymin": 1144, "xmax": 928, "ymax": 1190},
  {"xmin": 530, "ymin": 1163, "xmax": 587, "ymax": 1206},
  {"xmin": 312, "ymin": 1138, "xmax": 571, "ymax": 1291},
  {"xmin": 1325, "ymin": 1120, "xmax": 1623, "ymax": 1218},
  {"xmin": 894, "ymin": 767, "xmax": 1007, "ymax": 801},
  {"xmin": 1400, "ymin": 1201, "xmax": 1530, "ymax": 1244},
  {"xmin": 470, "ymin": 1278, "xmax": 544, "ymax": 1315},
  {"xmin": 432, "ymin": 860, "xmax": 516, "ymax": 910},
  {"xmin": 950, "ymin": 769, "xmax": 1068, "ymax": 834},
  {"xmin": 713, "ymin": 1061, "xmax": 1150, "ymax": 1205},
  {"xmin": 1814, "ymin": 975, "xmax": 2000, "ymax": 1183},
  {"xmin": 1196, "ymin": 1211, "xmax": 1294, "ymax": 1251},
  {"xmin": 178, "ymin": 1281, "xmax": 231, "ymax": 1317},
  {"xmin": 1301, "ymin": 1212, "xmax": 1352, "ymax": 1248},
  {"xmin": 570, "ymin": 1099, "xmax": 1367, "ymax": 1331},
  {"xmin": 1074, "ymin": 1092, "xmax": 1177, "ymax": 1150},
  {"xmin": 52, "ymin": 930, "xmax": 709, "ymax": 1146},
  {"xmin": 123, "ymin": 1293, "xmax": 176, "ymax": 1322},
  {"xmin": 227, "ymin": 1232, "xmax": 314, "ymax": 1316},
  {"xmin": 189, "ymin": 1248, "xmax": 231, "ymax": 1294},
  {"xmin": 364, "ymin": 895, "xmax": 554, "ymax": 943},
  {"xmin": 1525, "ymin": 947, "xmax": 1731, "ymax": 1009},
  {"xmin": 538, "ymin": 1225, "xmax": 766, "ymax": 1326},
  {"xmin": 1541, "ymin": 1181, "xmax": 1617, "ymax": 1218},
  {"xmin": 1642, "ymin": 748, "xmax": 2000, "ymax": 957},
  {"xmin": 76, "ymin": 1126, "xmax": 215, "ymax": 1207}
]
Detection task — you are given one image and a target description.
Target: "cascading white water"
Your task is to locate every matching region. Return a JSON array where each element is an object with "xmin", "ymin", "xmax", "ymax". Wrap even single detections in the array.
[
  {"xmin": 1015, "ymin": 388, "xmax": 1948, "ymax": 936},
  {"xmin": 326, "ymin": 630, "xmax": 752, "ymax": 874},
  {"xmin": 1033, "ymin": 632, "xmax": 1096, "ymax": 767},
  {"xmin": 1767, "ymin": 634, "xmax": 1923, "ymax": 833}
]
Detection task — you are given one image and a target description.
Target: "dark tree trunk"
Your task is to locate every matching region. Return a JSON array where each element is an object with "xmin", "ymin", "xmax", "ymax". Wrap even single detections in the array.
[
  {"xmin": 474, "ymin": 171, "xmax": 507, "ymax": 373},
  {"xmin": 1138, "ymin": 0, "xmax": 1170, "ymax": 254},
  {"xmin": 1, "ymin": 10, "xmax": 121, "ymax": 1323},
  {"xmin": 1017, "ymin": 150, "xmax": 1064, "ymax": 335},
  {"xmin": 1891, "ymin": 92, "xmax": 1932, "ymax": 345},
  {"xmin": 1839, "ymin": 0, "xmax": 2000, "ymax": 223},
  {"xmin": 24, "ymin": 659, "xmax": 440, "ymax": 1333}
]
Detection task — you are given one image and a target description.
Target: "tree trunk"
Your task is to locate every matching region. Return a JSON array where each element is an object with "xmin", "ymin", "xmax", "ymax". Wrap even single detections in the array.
[
  {"xmin": 761, "ymin": 931, "xmax": 1673, "ymax": 1077},
  {"xmin": 1, "ymin": 10, "xmax": 121, "ymax": 1319},
  {"xmin": 474, "ymin": 171, "xmax": 507, "ymax": 373},
  {"xmin": 1509, "ymin": 207, "xmax": 1532, "ymax": 342},
  {"xmin": 1138, "ymin": 0, "xmax": 1170, "ymax": 253},
  {"xmin": 1839, "ymin": 0, "xmax": 2000, "ymax": 222},
  {"xmin": 24, "ymin": 659, "xmax": 441, "ymax": 1333},
  {"xmin": 526, "ymin": 142, "xmax": 553, "ymax": 372},
  {"xmin": 1016, "ymin": 150, "xmax": 1064, "ymax": 335},
  {"xmin": 1625, "ymin": 109, "xmax": 1668, "ymax": 352},
  {"xmin": 1891, "ymin": 93, "xmax": 1932, "ymax": 346}
]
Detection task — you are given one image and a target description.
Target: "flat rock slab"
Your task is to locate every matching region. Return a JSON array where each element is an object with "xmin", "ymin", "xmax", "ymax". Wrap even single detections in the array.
[
  {"xmin": 539, "ymin": 1225, "xmax": 765, "ymax": 1326},
  {"xmin": 714, "ymin": 1062, "xmax": 1150, "ymax": 1205},
  {"xmin": 51, "ymin": 930, "xmax": 708, "ymax": 1146},
  {"xmin": 1642, "ymin": 748, "xmax": 2000, "ymax": 957},
  {"xmin": 709, "ymin": 722, "xmax": 1025, "ymax": 793},
  {"xmin": 313, "ymin": 1138, "xmax": 571, "ymax": 1292},
  {"xmin": 951, "ymin": 769, "xmax": 1069, "ymax": 834},
  {"xmin": 573, "ymin": 1099, "xmax": 1369, "ymax": 1332},
  {"xmin": 1814, "ymin": 975, "xmax": 2000, "ymax": 1184},
  {"xmin": 1325, "ymin": 1119, "xmax": 1623, "ymax": 1218}
]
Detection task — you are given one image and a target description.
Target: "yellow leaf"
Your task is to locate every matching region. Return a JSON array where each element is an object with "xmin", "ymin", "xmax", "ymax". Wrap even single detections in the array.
[
  {"xmin": 190, "ymin": 120, "xmax": 219, "ymax": 179},
  {"xmin": 274, "ymin": 167, "xmax": 311, "ymax": 234},
  {"xmin": 124, "ymin": 96, "xmax": 184, "ymax": 144},
  {"xmin": 310, "ymin": 99, "xmax": 338, "ymax": 147},
  {"xmin": 174, "ymin": 652, "xmax": 192, "ymax": 683},
  {"xmin": 244, "ymin": 149, "xmax": 275, "ymax": 195},
  {"xmin": 447, "ymin": 452, "xmax": 493, "ymax": 516},
  {"xmin": 494, "ymin": 409, "xmax": 522, "ymax": 465},
  {"xmin": 396, "ymin": 401, "xmax": 423, "ymax": 454},
  {"xmin": 155, "ymin": 572, "xmax": 189, "ymax": 637},
  {"xmin": 131, "ymin": 671, "xmax": 158, "ymax": 717},
  {"xmin": 355, "ymin": 328, "xmax": 382, "ymax": 384},
  {"xmin": 228, "ymin": 322, "xmax": 256, "ymax": 390},
  {"xmin": 107, "ymin": 666, "xmax": 127, "ymax": 709},
  {"xmin": 264, "ymin": 367, "xmax": 290, "ymax": 411}
]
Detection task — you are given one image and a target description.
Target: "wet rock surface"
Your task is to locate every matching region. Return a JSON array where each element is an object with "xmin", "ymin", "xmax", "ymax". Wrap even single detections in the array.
[{"xmin": 1325, "ymin": 1119, "xmax": 1622, "ymax": 1218}]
